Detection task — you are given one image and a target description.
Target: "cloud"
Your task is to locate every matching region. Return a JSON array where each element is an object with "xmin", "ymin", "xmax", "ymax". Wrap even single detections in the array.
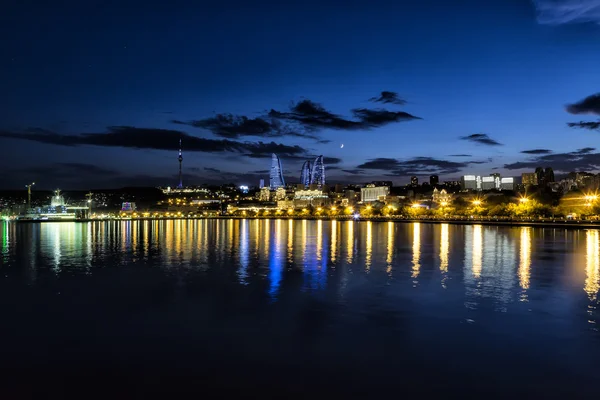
[
  {"xmin": 176, "ymin": 92, "xmax": 419, "ymax": 143},
  {"xmin": 357, "ymin": 156, "xmax": 482, "ymax": 176},
  {"xmin": 369, "ymin": 91, "xmax": 407, "ymax": 105},
  {"xmin": 341, "ymin": 169, "xmax": 366, "ymax": 175},
  {"xmin": 532, "ymin": 0, "xmax": 600, "ymax": 25},
  {"xmin": 204, "ymin": 167, "xmax": 221, "ymax": 173},
  {"xmin": 449, "ymin": 154, "xmax": 472, "ymax": 157},
  {"xmin": 568, "ymin": 121, "xmax": 600, "ymax": 130},
  {"xmin": 244, "ymin": 153, "xmax": 342, "ymax": 165},
  {"xmin": 460, "ymin": 133, "xmax": 503, "ymax": 146},
  {"xmin": 268, "ymin": 99, "xmax": 420, "ymax": 131},
  {"xmin": 173, "ymin": 115, "xmax": 322, "ymax": 141},
  {"xmin": 0, "ymin": 126, "xmax": 308, "ymax": 158},
  {"xmin": 505, "ymin": 147, "xmax": 600, "ymax": 172},
  {"xmin": 566, "ymin": 93, "xmax": 600, "ymax": 115},
  {"xmin": 521, "ymin": 149, "xmax": 553, "ymax": 154}
]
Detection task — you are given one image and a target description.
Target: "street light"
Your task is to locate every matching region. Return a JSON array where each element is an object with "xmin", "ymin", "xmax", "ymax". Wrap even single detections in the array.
[
  {"xmin": 472, "ymin": 200, "xmax": 482, "ymax": 206},
  {"xmin": 519, "ymin": 197, "xmax": 529, "ymax": 203}
]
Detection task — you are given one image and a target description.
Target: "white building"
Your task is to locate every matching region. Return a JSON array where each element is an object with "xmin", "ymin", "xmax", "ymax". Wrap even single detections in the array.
[
  {"xmin": 461, "ymin": 175, "xmax": 478, "ymax": 190},
  {"xmin": 500, "ymin": 177, "xmax": 514, "ymax": 191},
  {"xmin": 360, "ymin": 185, "xmax": 390, "ymax": 202},
  {"xmin": 481, "ymin": 176, "xmax": 495, "ymax": 191}
]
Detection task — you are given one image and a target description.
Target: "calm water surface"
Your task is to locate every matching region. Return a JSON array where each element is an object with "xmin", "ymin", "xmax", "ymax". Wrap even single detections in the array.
[{"xmin": 1, "ymin": 219, "xmax": 599, "ymax": 396}]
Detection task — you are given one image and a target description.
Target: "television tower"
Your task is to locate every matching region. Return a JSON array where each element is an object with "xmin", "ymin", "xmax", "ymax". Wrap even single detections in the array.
[
  {"xmin": 177, "ymin": 138, "xmax": 183, "ymax": 188},
  {"xmin": 25, "ymin": 182, "xmax": 35, "ymax": 208}
]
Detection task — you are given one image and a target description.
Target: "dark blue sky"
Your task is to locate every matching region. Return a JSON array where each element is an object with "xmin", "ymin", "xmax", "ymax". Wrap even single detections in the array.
[{"xmin": 2, "ymin": 0, "xmax": 600, "ymax": 189}]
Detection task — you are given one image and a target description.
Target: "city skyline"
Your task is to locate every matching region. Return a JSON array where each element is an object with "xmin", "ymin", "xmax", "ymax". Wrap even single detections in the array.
[{"xmin": 1, "ymin": 0, "xmax": 600, "ymax": 189}]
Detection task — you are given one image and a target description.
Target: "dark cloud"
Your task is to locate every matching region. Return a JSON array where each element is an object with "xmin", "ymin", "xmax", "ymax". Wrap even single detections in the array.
[
  {"xmin": 568, "ymin": 121, "xmax": 600, "ymax": 130},
  {"xmin": 520, "ymin": 149, "xmax": 553, "ymax": 154},
  {"xmin": 449, "ymin": 154, "xmax": 472, "ymax": 157},
  {"xmin": 505, "ymin": 148, "xmax": 600, "ymax": 172},
  {"xmin": 250, "ymin": 169, "xmax": 269, "ymax": 174},
  {"xmin": 176, "ymin": 94, "xmax": 420, "ymax": 143},
  {"xmin": 0, "ymin": 126, "xmax": 307, "ymax": 158},
  {"xmin": 174, "ymin": 115, "xmax": 321, "ymax": 142},
  {"xmin": 341, "ymin": 169, "xmax": 366, "ymax": 175},
  {"xmin": 357, "ymin": 156, "xmax": 482, "ymax": 176},
  {"xmin": 244, "ymin": 153, "xmax": 342, "ymax": 165},
  {"xmin": 460, "ymin": 133, "xmax": 503, "ymax": 146},
  {"xmin": 269, "ymin": 99, "xmax": 420, "ymax": 131},
  {"xmin": 204, "ymin": 167, "xmax": 221, "ymax": 173},
  {"xmin": 567, "ymin": 93, "xmax": 600, "ymax": 115},
  {"xmin": 369, "ymin": 91, "xmax": 407, "ymax": 105},
  {"xmin": 351, "ymin": 108, "xmax": 421, "ymax": 125},
  {"xmin": 532, "ymin": 1, "xmax": 600, "ymax": 25}
]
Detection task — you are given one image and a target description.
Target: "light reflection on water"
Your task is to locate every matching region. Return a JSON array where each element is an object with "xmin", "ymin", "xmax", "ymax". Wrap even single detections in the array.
[{"xmin": 1, "ymin": 220, "xmax": 600, "ymax": 326}]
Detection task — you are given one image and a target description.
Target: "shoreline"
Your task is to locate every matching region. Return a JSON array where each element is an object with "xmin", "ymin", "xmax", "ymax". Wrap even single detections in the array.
[{"xmin": 5, "ymin": 216, "xmax": 600, "ymax": 229}]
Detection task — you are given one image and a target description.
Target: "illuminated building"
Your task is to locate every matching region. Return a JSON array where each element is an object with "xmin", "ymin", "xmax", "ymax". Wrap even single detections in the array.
[
  {"xmin": 481, "ymin": 176, "xmax": 495, "ymax": 191},
  {"xmin": 432, "ymin": 188, "xmax": 452, "ymax": 203},
  {"xmin": 310, "ymin": 155, "xmax": 325, "ymax": 187},
  {"xmin": 258, "ymin": 187, "xmax": 271, "ymax": 202},
  {"xmin": 411, "ymin": 176, "xmax": 418, "ymax": 187},
  {"xmin": 360, "ymin": 185, "xmax": 389, "ymax": 202},
  {"xmin": 461, "ymin": 175, "xmax": 477, "ymax": 190},
  {"xmin": 270, "ymin": 153, "xmax": 285, "ymax": 189},
  {"xmin": 300, "ymin": 160, "xmax": 312, "ymax": 187},
  {"xmin": 275, "ymin": 187, "xmax": 287, "ymax": 201},
  {"xmin": 293, "ymin": 189, "xmax": 330, "ymax": 207},
  {"xmin": 522, "ymin": 172, "xmax": 538, "ymax": 186},
  {"xmin": 259, "ymin": 179, "xmax": 265, "ymax": 189},
  {"xmin": 501, "ymin": 177, "xmax": 514, "ymax": 190},
  {"xmin": 430, "ymin": 175, "xmax": 439, "ymax": 186}
]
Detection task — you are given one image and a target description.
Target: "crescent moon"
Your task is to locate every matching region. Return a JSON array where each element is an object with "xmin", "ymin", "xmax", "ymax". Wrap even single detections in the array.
[{"xmin": 340, "ymin": 143, "xmax": 344, "ymax": 148}]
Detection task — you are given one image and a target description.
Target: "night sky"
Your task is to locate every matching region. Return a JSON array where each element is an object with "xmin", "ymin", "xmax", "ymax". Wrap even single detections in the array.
[{"xmin": 2, "ymin": 0, "xmax": 600, "ymax": 189}]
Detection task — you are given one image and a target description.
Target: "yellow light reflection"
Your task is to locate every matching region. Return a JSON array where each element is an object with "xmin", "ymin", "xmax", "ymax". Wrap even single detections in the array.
[
  {"xmin": 317, "ymin": 219, "xmax": 323, "ymax": 262},
  {"xmin": 519, "ymin": 227, "xmax": 532, "ymax": 292},
  {"xmin": 264, "ymin": 219, "xmax": 270, "ymax": 260},
  {"xmin": 386, "ymin": 222, "xmax": 393, "ymax": 274},
  {"xmin": 287, "ymin": 219, "xmax": 294, "ymax": 263},
  {"xmin": 585, "ymin": 230, "xmax": 600, "ymax": 301},
  {"xmin": 365, "ymin": 221, "xmax": 372, "ymax": 271},
  {"xmin": 412, "ymin": 223, "xmax": 421, "ymax": 278},
  {"xmin": 302, "ymin": 219, "xmax": 307, "ymax": 264},
  {"xmin": 331, "ymin": 220, "xmax": 337, "ymax": 263},
  {"xmin": 346, "ymin": 220, "xmax": 354, "ymax": 263},
  {"xmin": 472, "ymin": 225, "xmax": 482, "ymax": 278},
  {"xmin": 440, "ymin": 223, "xmax": 449, "ymax": 273}
]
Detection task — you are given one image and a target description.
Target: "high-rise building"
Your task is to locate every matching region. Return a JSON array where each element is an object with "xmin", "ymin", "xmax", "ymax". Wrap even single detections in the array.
[
  {"xmin": 177, "ymin": 139, "xmax": 183, "ymax": 188},
  {"xmin": 545, "ymin": 167, "xmax": 555, "ymax": 183},
  {"xmin": 270, "ymin": 153, "xmax": 285, "ymax": 189},
  {"xmin": 411, "ymin": 176, "xmax": 418, "ymax": 187},
  {"xmin": 535, "ymin": 167, "xmax": 546, "ymax": 186},
  {"xmin": 259, "ymin": 179, "xmax": 265, "ymax": 189},
  {"xmin": 300, "ymin": 161, "xmax": 312, "ymax": 187},
  {"xmin": 430, "ymin": 175, "xmax": 439, "ymax": 186},
  {"xmin": 522, "ymin": 173, "xmax": 537, "ymax": 186},
  {"xmin": 310, "ymin": 155, "xmax": 325, "ymax": 187}
]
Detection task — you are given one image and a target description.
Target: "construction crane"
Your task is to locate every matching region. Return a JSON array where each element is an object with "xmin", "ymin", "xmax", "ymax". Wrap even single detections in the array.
[{"xmin": 25, "ymin": 182, "xmax": 35, "ymax": 208}]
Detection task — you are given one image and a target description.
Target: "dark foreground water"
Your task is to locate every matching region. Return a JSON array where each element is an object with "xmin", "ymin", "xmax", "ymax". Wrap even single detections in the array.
[{"xmin": 1, "ymin": 219, "xmax": 599, "ymax": 397}]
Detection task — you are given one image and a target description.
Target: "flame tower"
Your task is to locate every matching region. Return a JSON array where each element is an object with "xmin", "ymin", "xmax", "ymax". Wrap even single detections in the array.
[
  {"xmin": 270, "ymin": 153, "xmax": 285, "ymax": 189},
  {"xmin": 300, "ymin": 160, "xmax": 312, "ymax": 187},
  {"xmin": 310, "ymin": 155, "xmax": 325, "ymax": 187},
  {"xmin": 178, "ymin": 139, "xmax": 183, "ymax": 188}
]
